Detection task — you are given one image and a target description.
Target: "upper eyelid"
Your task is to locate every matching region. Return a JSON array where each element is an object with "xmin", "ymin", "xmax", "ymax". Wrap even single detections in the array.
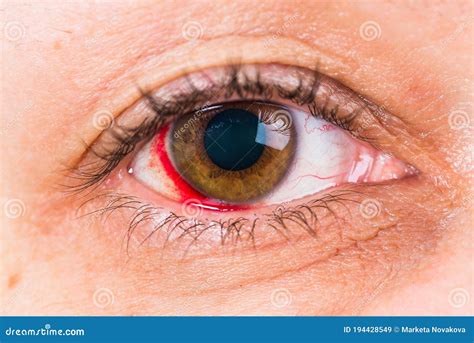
[
  {"xmin": 64, "ymin": 63, "xmax": 394, "ymax": 193},
  {"xmin": 106, "ymin": 63, "xmax": 379, "ymax": 140}
]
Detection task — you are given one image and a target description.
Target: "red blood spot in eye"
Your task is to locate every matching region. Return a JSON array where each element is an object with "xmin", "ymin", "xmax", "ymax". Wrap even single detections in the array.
[
  {"xmin": 154, "ymin": 125, "xmax": 247, "ymax": 212},
  {"xmin": 155, "ymin": 125, "xmax": 201, "ymax": 199}
]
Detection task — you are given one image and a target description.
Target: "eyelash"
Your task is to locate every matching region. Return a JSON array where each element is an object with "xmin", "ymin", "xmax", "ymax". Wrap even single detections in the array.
[
  {"xmin": 69, "ymin": 64, "xmax": 365, "ymax": 193},
  {"xmin": 67, "ymin": 64, "xmax": 376, "ymax": 252},
  {"xmin": 79, "ymin": 189, "xmax": 364, "ymax": 256}
]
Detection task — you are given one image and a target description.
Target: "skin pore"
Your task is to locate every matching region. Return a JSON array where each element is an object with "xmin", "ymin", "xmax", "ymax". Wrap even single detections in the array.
[{"xmin": 1, "ymin": 0, "xmax": 472, "ymax": 315}]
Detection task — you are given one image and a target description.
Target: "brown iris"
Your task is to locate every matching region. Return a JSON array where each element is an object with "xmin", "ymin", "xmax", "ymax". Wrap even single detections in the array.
[{"xmin": 170, "ymin": 101, "xmax": 296, "ymax": 203}]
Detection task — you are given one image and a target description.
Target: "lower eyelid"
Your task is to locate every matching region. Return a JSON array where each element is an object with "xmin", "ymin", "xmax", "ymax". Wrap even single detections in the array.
[
  {"xmin": 82, "ymin": 170, "xmax": 409, "ymax": 258},
  {"xmin": 71, "ymin": 173, "xmax": 444, "ymax": 304}
]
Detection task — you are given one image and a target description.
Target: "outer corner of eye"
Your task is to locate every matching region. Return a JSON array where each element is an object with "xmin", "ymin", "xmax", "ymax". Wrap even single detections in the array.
[{"xmin": 127, "ymin": 85, "xmax": 415, "ymax": 213}]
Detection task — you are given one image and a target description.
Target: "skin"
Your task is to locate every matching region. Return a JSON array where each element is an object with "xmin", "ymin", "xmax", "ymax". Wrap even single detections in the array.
[{"xmin": 1, "ymin": 0, "xmax": 473, "ymax": 315}]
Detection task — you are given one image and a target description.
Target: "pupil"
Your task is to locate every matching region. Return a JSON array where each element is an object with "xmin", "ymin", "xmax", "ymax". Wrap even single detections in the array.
[{"xmin": 204, "ymin": 108, "xmax": 265, "ymax": 171}]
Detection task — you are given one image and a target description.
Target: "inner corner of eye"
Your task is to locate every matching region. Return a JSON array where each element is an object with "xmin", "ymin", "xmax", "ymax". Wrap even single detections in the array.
[{"xmin": 128, "ymin": 97, "xmax": 412, "ymax": 212}]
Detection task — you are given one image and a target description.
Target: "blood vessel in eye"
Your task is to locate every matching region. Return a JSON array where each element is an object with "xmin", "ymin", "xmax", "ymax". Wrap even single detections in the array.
[{"xmin": 155, "ymin": 124, "xmax": 246, "ymax": 212}]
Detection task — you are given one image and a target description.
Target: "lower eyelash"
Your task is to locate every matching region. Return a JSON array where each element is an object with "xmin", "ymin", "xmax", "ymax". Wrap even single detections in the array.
[
  {"xmin": 77, "ymin": 189, "xmax": 363, "ymax": 257},
  {"xmin": 267, "ymin": 191, "xmax": 362, "ymax": 237}
]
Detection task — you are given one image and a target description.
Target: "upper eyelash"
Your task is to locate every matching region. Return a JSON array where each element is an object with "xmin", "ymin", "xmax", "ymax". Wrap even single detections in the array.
[
  {"xmin": 66, "ymin": 115, "xmax": 163, "ymax": 193},
  {"xmin": 65, "ymin": 64, "xmax": 364, "ymax": 193}
]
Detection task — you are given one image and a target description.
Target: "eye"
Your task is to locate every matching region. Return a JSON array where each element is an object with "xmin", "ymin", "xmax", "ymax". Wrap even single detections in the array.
[
  {"xmin": 103, "ymin": 63, "xmax": 416, "ymax": 214},
  {"xmin": 130, "ymin": 101, "xmax": 296, "ymax": 207},
  {"xmin": 130, "ymin": 99, "xmax": 410, "ymax": 210},
  {"xmin": 70, "ymin": 63, "xmax": 418, "ymax": 250}
]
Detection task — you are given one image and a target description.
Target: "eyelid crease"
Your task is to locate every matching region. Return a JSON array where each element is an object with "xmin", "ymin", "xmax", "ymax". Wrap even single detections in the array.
[{"xmin": 64, "ymin": 63, "xmax": 387, "ymax": 194}]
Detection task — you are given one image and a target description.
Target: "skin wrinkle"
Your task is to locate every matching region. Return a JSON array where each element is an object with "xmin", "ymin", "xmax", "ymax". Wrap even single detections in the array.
[
  {"xmin": 1, "ymin": 0, "xmax": 472, "ymax": 316},
  {"xmin": 164, "ymin": 226, "xmax": 393, "ymax": 298}
]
